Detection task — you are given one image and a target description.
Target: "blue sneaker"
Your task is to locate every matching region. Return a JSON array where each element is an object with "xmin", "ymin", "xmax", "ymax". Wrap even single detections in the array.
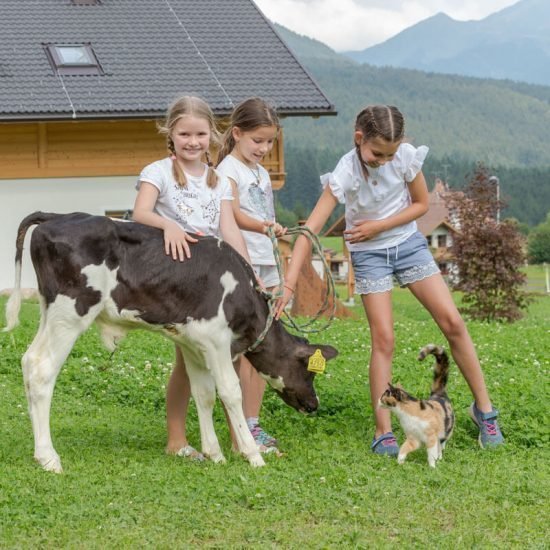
[
  {"xmin": 469, "ymin": 403, "xmax": 504, "ymax": 448},
  {"xmin": 371, "ymin": 432, "xmax": 399, "ymax": 457}
]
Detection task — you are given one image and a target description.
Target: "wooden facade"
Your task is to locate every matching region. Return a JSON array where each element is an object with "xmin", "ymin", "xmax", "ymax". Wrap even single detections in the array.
[{"xmin": 0, "ymin": 120, "xmax": 286, "ymax": 188}]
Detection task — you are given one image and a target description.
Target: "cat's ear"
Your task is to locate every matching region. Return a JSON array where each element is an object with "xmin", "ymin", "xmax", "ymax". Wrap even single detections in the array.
[{"xmin": 395, "ymin": 383, "xmax": 404, "ymax": 390}]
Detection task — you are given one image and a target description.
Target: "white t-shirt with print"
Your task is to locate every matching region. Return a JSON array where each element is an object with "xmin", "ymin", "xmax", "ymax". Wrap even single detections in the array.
[
  {"xmin": 216, "ymin": 154, "xmax": 275, "ymax": 265},
  {"xmin": 322, "ymin": 143, "xmax": 429, "ymax": 251},
  {"xmin": 136, "ymin": 157, "xmax": 233, "ymax": 238}
]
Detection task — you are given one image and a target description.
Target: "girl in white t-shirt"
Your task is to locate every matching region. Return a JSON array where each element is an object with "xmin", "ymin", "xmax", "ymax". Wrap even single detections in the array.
[
  {"xmin": 133, "ymin": 95, "xmax": 251, "ymax": 461},
  {"xmin": 217, "ymin": 97, "xmax": 286, "ymax": 451},
  {"xmin": 276, "ymin": 105, "xmax": 504, "ymax": 455}
]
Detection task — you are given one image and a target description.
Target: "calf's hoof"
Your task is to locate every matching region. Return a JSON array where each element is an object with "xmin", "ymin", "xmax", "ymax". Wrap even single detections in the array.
[
  {"xmin": 248, "ymin": 453, "xmax": 266, "ymax": 468},
  {"xmin": 208, "ymin": 453, "xmax": 227, "ymax": 464},
  {"xmin": 36, "ymin": 454, "xmax": 63, "ymax": 473}
]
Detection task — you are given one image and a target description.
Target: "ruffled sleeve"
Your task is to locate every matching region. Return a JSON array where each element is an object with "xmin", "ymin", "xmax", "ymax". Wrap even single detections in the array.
[
  {"xmin": 320, "ymin": 154, "xmax": 352, "ymax": 204},
  {"xmin": 402, "ymin": 144, "xmax": 429, "ymax": 183}
]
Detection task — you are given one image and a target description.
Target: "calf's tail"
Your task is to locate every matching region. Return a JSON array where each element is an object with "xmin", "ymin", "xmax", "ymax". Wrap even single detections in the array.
[
  {"xmin": 4, "ymin": 212, "xmax": 62, "ymax": 332},
  {"xmin": 418, "ymin": 343, "xmax": 450, "ymax": 398}
]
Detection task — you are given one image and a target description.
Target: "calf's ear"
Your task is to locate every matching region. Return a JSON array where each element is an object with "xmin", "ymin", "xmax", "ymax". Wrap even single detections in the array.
[{"xmin": 301, "ymin": 343, "xmax": 338, "ymax": 361}]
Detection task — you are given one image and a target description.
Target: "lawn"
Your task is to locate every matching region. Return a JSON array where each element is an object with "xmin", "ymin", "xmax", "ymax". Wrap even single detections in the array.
[{"xmin": 0, "ymin": 292, "xmax": 548, "ymax": 548}]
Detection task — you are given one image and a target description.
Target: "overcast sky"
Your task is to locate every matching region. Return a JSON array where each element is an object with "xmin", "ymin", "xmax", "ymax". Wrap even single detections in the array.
[{"xmin": 254, "ymin": 0, "xmax": 520, "ymax": 51}]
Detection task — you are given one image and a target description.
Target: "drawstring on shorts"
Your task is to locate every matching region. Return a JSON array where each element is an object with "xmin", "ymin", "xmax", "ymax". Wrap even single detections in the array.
[{"xmin": 386, "ymin": 244, "xmax": 399, "ymax": 266}]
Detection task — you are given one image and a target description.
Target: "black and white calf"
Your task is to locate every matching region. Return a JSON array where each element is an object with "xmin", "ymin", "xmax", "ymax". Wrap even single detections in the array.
[{"xmin": 4, "ymin": 212, "xmax": 337, "ymax": 472}]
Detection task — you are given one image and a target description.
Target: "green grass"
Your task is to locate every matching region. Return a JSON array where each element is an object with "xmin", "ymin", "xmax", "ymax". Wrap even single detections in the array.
[{"xmin": 1, "ymin": 293, "xmax": 549, "ymax": 548}]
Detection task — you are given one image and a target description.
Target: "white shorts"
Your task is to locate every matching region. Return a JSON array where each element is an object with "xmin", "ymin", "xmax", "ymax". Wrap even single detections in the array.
[{"xmin": 253, "ymin": 264, "xmax": 280, "ymax": 289}]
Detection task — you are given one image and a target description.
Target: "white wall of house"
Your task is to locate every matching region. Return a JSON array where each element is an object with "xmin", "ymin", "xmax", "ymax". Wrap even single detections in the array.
[
  {"xmin": 312, "ymin": 257, "xmax": 349, "ymax": 281},
  {"xmin": 427, "ymin": 226, "xmax": 453, "ymax": 248},
  {"xmin": 0, "ymin": 176, "xmax": 136, "ymax": 290}
]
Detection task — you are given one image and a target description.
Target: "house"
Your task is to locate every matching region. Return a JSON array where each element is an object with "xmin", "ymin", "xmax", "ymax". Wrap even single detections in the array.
[
  {"xmin": 0, "ymin": 0, "xmax": 335, "ymax": 289},
  {"xmin": 416, "ymin": 178, "xmax": 456, "ymax": 276}
]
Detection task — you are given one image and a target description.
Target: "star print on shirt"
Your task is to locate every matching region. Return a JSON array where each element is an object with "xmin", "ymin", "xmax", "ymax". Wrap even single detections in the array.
[{"xmin": 201, "ymin": 197, "xmax": 219, "ymax": 225}]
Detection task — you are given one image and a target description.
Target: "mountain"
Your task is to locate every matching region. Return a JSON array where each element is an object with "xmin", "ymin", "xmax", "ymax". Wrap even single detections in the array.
[
  {"xmin": 272, "ymin": 24, "xmax": 550, "ymax": 227},
  {"xmin": 344, "ymin": 0, "xmax": 550, "ymax": 86}
]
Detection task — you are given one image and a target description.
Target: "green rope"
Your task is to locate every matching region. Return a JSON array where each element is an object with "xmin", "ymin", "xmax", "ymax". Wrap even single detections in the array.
[{"xmin": 247, "ymin": 225, "xmax": 337, "ymax": 353}]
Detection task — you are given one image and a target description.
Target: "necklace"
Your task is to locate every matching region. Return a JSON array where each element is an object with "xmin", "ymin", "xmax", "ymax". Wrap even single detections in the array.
[{"xmin": 248, "ymin": 164, "xmax": 261, "ymax": 186}]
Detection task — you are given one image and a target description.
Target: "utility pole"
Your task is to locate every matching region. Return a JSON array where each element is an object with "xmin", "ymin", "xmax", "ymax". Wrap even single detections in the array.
[{"xmin": 489, "ymin": 175, "xmax": 500, "ymax": 223}]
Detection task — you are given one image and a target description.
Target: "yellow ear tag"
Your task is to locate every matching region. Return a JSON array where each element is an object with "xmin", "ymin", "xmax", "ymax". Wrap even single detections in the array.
[{"xmin": 307, "ymin": 349, "xmax": 326, "ymax": 374}]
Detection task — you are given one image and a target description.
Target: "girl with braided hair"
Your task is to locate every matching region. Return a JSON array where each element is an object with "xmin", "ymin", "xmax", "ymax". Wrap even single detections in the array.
[
  {"xmin": 133, "ymin": 95, "xmax": 252, "ymax": 460},
  {"xmin": 276, "ymin": 104, "xmax": 504, "ymax": 456}
]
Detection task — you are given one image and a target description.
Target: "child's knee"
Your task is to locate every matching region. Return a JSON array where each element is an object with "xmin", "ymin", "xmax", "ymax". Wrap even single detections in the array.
[{"xmin": 372, "ymin": 332, "xmax": 395, "ymax": 356}]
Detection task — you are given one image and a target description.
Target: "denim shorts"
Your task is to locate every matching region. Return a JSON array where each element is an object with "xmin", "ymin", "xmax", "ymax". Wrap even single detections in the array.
[{"xmin": 351, "ymin": 231, "xmax": 440, "ymax": 294}]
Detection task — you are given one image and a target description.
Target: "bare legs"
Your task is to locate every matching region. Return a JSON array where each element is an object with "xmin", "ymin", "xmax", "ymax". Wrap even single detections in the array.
[
  {"xmin": 408, "ymin": 274, "xmax": 492, "ymax": 412},
  {"xmin": 239, "ymin": 355, "xmax": 267, "ymax": 420},
  {"xmin": 362, "ymin": 273, "xmax": 494, "ymax": 441},
  {"xmin": 361, "ymin": 291, "xmax": 395, "ymax": 438},
  {"xmin": 165, "ymin": 345, "xmax": 192, "ymax": 453}
]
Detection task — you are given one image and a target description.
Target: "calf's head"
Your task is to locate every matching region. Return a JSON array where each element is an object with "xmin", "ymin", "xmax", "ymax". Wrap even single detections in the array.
[{"xmin": 255, "ymin": 340, "xmax": 338, "ymax": 414}]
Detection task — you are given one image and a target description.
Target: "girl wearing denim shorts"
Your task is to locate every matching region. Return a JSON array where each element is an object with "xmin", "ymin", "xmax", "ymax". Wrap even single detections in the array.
[{"xmin": 276, "ymin": 105, "xmax": 503, "ymax": 455}]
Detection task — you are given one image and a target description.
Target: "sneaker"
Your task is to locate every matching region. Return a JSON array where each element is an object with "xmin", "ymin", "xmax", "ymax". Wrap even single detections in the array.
[
  {"xmin": 249, "ymin": 425, "xmax": 278, "ymax": 448},
  {"xmin": 469, "ymin": 403, "xmax": 504, "ymax": 448},
  {"xmin": 371, "ymin": 432, "xmax": 399, "ymax": 457}
]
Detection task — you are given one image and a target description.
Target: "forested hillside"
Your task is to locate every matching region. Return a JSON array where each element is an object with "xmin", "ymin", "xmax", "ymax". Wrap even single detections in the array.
[{"xmin": 274, "ymin": 24, "xmax": 550, "ymax": 227}]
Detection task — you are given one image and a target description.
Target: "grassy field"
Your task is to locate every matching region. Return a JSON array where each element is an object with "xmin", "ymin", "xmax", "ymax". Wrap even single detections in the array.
[{"xmin": 0, "ymin": 292, "xmax": 548, "ymax": 548}]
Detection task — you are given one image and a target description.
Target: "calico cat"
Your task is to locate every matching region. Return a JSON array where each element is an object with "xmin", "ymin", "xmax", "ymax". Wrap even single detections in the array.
[{"xmin": 379, "ymin": 344, "xmax": 455, "ymax": 467}]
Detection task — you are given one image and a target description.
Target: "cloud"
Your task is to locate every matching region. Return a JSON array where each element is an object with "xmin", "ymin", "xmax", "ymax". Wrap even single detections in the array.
[{"xmin": 255, "ymin": 0, "xmax": 520, "ymax": 51}]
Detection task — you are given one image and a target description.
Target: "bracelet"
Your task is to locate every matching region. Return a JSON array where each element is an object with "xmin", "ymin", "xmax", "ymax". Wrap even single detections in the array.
[{"xmin": 283, "ymin": 283, "xmax": 295, "ymax": 293}]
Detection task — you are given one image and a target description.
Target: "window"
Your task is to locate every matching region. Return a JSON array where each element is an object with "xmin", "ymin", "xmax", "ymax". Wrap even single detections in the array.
[
  {"xmin": 105, "ymin": 209, "xmax": 133, "ymax": 220},
  {"xmin": 437, "ymin": 234, "xmax": 447, "ymax": 248},
  {"xmin": 44, "ymin": 43, "xmax": 104, "ymax": 75}
]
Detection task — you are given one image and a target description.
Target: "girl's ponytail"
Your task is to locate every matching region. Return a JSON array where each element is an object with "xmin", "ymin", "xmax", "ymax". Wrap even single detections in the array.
[{"xmin": 217, "ymin": 130, "xmax": 236, "ymax": 166}]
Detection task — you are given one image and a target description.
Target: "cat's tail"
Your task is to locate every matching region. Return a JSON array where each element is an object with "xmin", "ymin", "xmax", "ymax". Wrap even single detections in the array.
[{"xmin": 418, "ymin": 344, "xmax": 449, "ymax": 397}]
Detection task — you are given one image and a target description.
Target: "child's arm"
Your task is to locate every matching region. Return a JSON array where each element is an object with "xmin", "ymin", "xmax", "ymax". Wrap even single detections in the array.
[
  {"xmin": 275, "ymin": 186, "xmax": 338, "ymax": 318},
  {"xmin": 344, "ymin": 170, "xmax": 429, "ymax": 244},
  {"xmin": 133, "ymin": 181, "xmax": 198, "ymax": 261},
  {"xmin": 219, "ymin": 200, "xmax": 253, "ymax": 264},
  {"xmin": 228, "ymin": 178, "xmax": 287, "ymax": 237}
]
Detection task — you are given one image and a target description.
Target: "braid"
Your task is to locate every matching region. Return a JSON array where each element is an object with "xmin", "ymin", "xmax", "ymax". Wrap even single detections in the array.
[
  {"xmin": 205, "ymin": 151, "xmax": 219, "ymax": 188},
  {"xmin": 355, "ymin": 104, "xmax": 405, "ymax": 142},
  {"xmin": 172, "ymin": 158, "xmax": 187, "ymax": 188},
  {"xmin": 217, "ymin": 130, "xmax": 236, "ymax": 166}
]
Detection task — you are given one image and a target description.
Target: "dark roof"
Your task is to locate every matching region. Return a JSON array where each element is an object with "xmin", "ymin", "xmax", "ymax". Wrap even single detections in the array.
[
  {"xmin": 416, "ymin": 179, "xmax": 456, "ymax": 235},
  {"xmin": 0, "ymin": 0, "xmax": 335, "ymax": 121}
]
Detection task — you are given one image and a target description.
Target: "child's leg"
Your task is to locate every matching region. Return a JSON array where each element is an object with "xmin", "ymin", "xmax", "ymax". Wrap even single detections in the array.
[
  {"xmin": 239, "ymin": 355, "xmax": 277, "ymax": 448},
  {"xmin": 408, "ymin": 274, "xmax": 492, "ymax": 412},
  {"xmin": 361, "ymin": 291, "xmax": 395, "ymax": 437},
  {"xmin": 165, "ymin": 345, "xmax": 193, "ymax": 454},
  {"xmin": 240, "ymin": 355, "xmax": 266, "ymax": 420}
]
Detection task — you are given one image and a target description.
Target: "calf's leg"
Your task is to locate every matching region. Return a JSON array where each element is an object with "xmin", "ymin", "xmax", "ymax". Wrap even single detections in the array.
[
  {"xmin": 206, "ymin": 345, "xmax": 264, "ymax": 467},
  {"xmin": 183, "ymin": 351, "xmax": 225, "ymax": 463},
  {"xmin": 22, "ymin": 299, "xmax": 91, "ymax": 472}
]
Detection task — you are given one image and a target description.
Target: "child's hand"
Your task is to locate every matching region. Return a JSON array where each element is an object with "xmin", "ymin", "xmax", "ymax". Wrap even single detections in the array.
[
  {"xmin": 263, "ymin": 221, "xmax": 288, "ymax": 237},
  {"xmin": 255, "ymin": 273, "xmax": 266, "ymax": 292},
  {"xmin": 163, "ymin": 221, "xmax": 198, "ymax": 261},
  {"xmin": 344, "ymin": 220, "xmax": 382, "ymax": 243},
  {"xmin": 274, "ymin": 282, "xmax": 294, "ymax": 320}
]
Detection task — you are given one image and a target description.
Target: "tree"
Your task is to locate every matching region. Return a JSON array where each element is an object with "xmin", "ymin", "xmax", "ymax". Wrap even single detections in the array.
[
  {"xmin": 527, "ymin": 213, "xmax": 550, "ymax": 264},
  {"xmin": 444, "ymin": 164, "xmax": 530, "ymax": 322}
]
